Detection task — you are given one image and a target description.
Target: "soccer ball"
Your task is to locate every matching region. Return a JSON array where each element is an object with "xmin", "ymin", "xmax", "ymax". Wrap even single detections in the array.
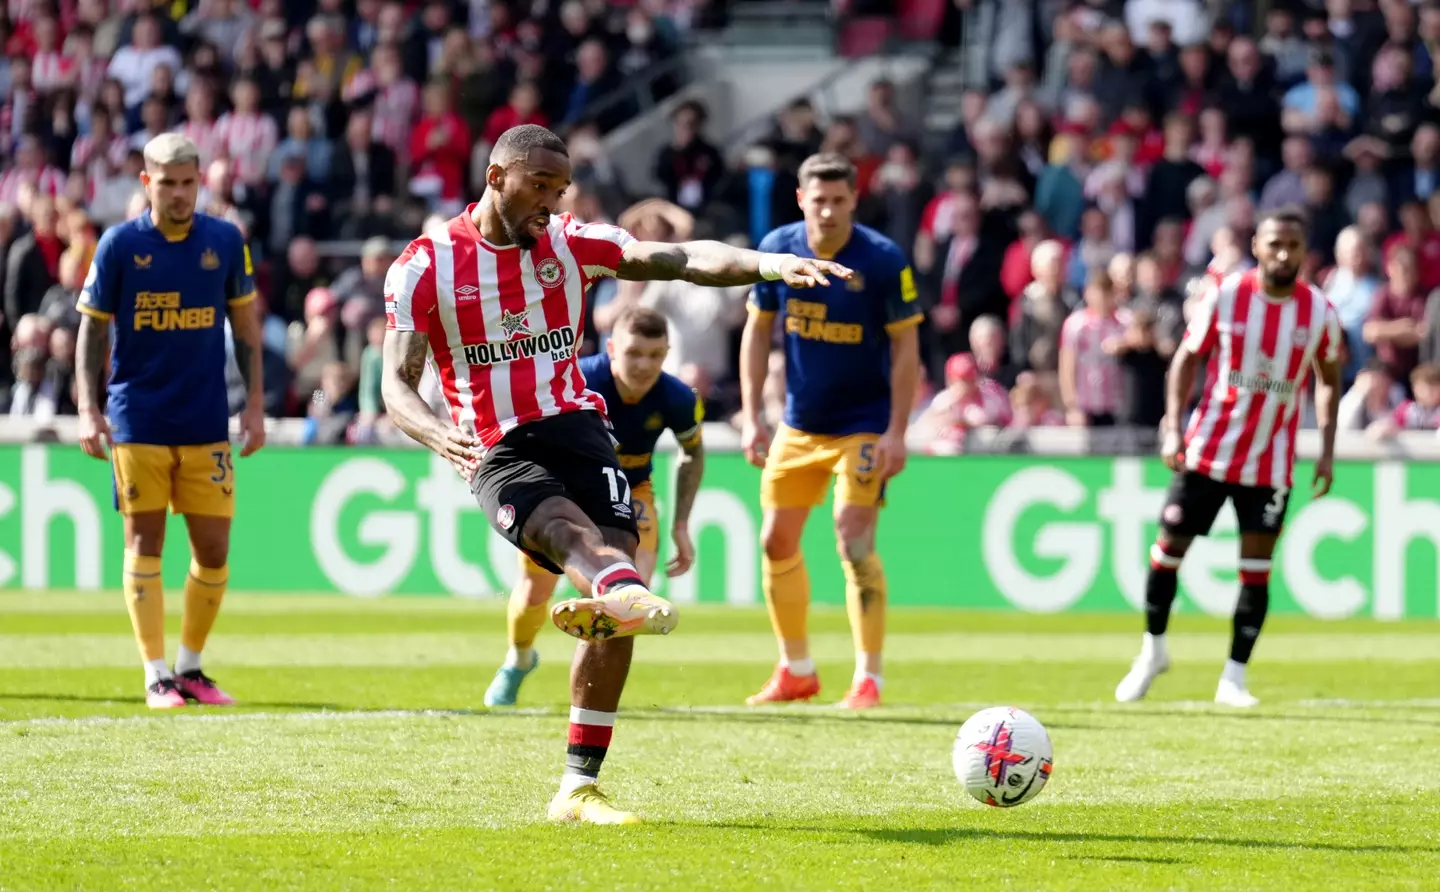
[{"xmin": 953, "ymin": 706, "xmax": 1053, "ymax": 808}]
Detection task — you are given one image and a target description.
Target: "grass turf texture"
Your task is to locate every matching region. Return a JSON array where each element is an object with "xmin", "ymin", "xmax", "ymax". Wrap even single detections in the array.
[{"xmin": 1, "ymin": 593, "xmax": 1438, "ymax": 891}]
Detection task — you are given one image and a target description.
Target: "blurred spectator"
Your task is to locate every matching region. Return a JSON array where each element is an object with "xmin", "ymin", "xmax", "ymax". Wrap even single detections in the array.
[
  {"xmin": 999, "ymin": 209, "xmax": 1055, "ymax": 302},
  {"xmin": 302, "ymin": 360, "xmax": 359, "ymax": 445},
  {"xmin": 357, "ymin": 316, "xmax": 388, "ymax": 432},
  {"xmin": 767, "ymin": 98, "xmax": 824, "ymax": 174},
  {"xmin": 483, "ymin": 81, "xmax": 550, "ymax": 148},
  {"xmin": 1007, "ymin": 374, "xmax": 1065, "ymax": 430},
  {"xmin": 913, "ymin": 352, "xmax": 1011, "ymax": 454},
  {"xmin": 410, "ymin": 80, "xmax": 472, "ymax": 213},
  {"xmin": 4, "ymin": 195, "xmax": 60, "ymax": 325},
  {"xmin": 1009, "ymin": 240, "xmax": 1077, "ymax": 377},
  {"xmin": 858, "ymin": 78, "xmax": 916, "ymax": 156},
  {"xmin": 272, "ymin": 237, "xmax": 329, "ymax": 322},
  {"xmin": 1385, "ymin": 199, "xmax": 1440, "ymax": 292},
  {"xmin": 270, "ymin": 106, "xmax": 334, "ymax": 184},
  {"xmin": 330, "ymin": 110, "xmax": 398, "ymax": 238},
  {"xmin": 1364, "ymin": 245, "xmax": 1428, "ymax": 388},
  {"xmin": 37, "ymin": 247, "xmax": 84, "ymax": 332},
  {"xmin": 1129, "ymin": 252, "xmax": 1184, "ymax": 351},
  {"xmin": 214, "ymin": 79, "xmax": 278, "ymax": 188},
  {"xmin": 1059, "ymin": 271, "xmax": 1126, "ymax": 427},
  {"xmin": 108, "ymin": 15, "xmax": 182, "ymax": 111},
  {"xmin": 1368, "ymin": 363, "xmax": 1440, "ymax": 439},
  {"xmin": 1338, "ymin": 361, "xmax": 1406, "ymax": 432},
  {"xmin": 261, "ymin": 149, "xmax": 329, "ymax": 257},
  {"xmin": 654, "ymin": 100, "xmax": 723, "ymax": 214},
  {"xmin": 927, "ymin": 189, "xmax": 1005, "ymax": 372},
  {"xmin": 0, "ymin": 136, "xmax": 65, "ymax": 204},
  {"xmin": 563, "ymin": 39, "xmax": 622, "ymax": 131},
  {"xmin": 287, "ymin": 286, "xmax": 345, "ymax": 408},
  {"xmin": 864, "ymin": 141, "xmax": 930, "ymax": 262},
  {"xmin": 1140, "ymin": 114, "xmax": 1205, "ymax": 246},
  {"xmin": 330, "ymin": 237, "xmax": 393, "ymax": 366},
  {"xmin": 1283, "ymin": 48, "xmax": 1360, "ymax": 136},
  {"xmin": 1069, "ymin": 205, "xmax": 1117, "ymax": 291},
  {"xmin": 969, "ymin": 314, "xmax": 1018, "ymax": 391},
  {"xmin": 1259, "ymin": 137, "xmax": 1314, "ymax": 212},
  {"xmin": 1323, "ymin": 226, "xmax": 1382, "ymax": 381},
  {"xmin": 1109, "ymin": 306, "xmax": 1167, "ymax": 429}
]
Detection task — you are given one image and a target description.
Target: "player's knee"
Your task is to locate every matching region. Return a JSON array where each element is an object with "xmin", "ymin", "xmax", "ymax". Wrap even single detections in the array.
[
  {"xmin": 761, "ymin": 525, "xmax": 802, "ymax": 562},
  {"xmin": 190, "ymin": 537, "xmax": 229, "ymax": 569},
  {"xmin": 532, "ymin": 516, "xmax": 591, "ymax": 565},
  {"xmin": 833, "ymin": 511, "xmax": 876, "ymax": 563},
  {"xmin": 1151, "ymin": 535, "xmax": 1191, "ymax": 570}
]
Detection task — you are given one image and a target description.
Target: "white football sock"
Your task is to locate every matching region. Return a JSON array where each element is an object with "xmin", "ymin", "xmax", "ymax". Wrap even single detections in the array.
[
  {"xmin": 1221, "ymin": 659, "xmax": 1247, "ymax": 686},
  {"xmin": 784, "ymin": 657, "xmax": 816, "ymax": 677},
  {"xmin": 1141, "ymin": 632, "xmax": 1168, "ymax": 663},
  {"xmin": 144, "ymin": 659, "xmax": 171, "ymax": 687},
  {"xmin": 559, "ymin": 771, "xmax": 597, "ymax": 797},
  {"xmin": 175, "ymin": 645, "xmax": 203, "ymax": 676},
  {"xmin": 504, "ymin": 647, "xmax": 535, "ymax": 670},
  {"xmin": 857, "ymin": 672, "xmax": 883, "ymax": 690}
]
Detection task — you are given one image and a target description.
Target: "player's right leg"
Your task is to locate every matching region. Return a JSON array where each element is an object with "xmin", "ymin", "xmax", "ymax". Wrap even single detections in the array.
[
  {"xmin": 483, "ymin": 554, "xmax": 560, "ymax": 707},
  {"xmin": 1115, "ymin": 471, "xmax": 1225, "ymax": 703},
  {"xmin": 111, "ymin": 444, "xmax": 184, "ymax": 709},
  {"xmin": 748, "ymin": 425, "xmax": 831, "ymax": 706}
]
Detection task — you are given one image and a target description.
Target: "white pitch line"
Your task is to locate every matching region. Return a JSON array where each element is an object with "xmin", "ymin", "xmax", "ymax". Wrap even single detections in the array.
[{"xmin": 3, "ymin": 698, "xmax": 1436, "ymax": 730}]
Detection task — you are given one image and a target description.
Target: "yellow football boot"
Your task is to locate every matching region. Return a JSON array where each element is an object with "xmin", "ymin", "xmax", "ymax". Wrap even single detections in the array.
[{"xmin": 547, "ymin": 784, "xmax": 641, "ymax": 825}]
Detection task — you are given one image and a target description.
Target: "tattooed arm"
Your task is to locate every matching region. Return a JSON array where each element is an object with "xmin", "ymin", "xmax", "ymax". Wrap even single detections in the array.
[
  {"xmin": 381, "ymin": 329, "xmax": 482, "ymax": 479},
  {"xmin": 616, "ymin": 240, "xmax": 853, "ymax": 288},
  {"xmin": 75, "ymin": 312, "xmax": 112, "ymax": 459}
]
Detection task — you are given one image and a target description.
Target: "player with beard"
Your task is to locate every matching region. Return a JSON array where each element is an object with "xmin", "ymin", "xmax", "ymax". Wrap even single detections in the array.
[
  {"xmin": 1115, "ymin": 208, "xmax": 1343, "ymax": 708},
  {"xmin": 380, "ymin": 125, "xmax": 849, "ymax": 823}
]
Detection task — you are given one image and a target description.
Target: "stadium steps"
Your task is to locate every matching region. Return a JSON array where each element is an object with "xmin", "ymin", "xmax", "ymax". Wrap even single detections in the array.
[{"xmin": 719, "ymin": 0, "xmax": 835, "ymax": 51}]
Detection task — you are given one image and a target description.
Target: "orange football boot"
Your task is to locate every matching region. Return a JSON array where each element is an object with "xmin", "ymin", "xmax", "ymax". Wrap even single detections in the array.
[{"xmin": 745, "ymin": 665, "xmax": 821, "ymax": 705}]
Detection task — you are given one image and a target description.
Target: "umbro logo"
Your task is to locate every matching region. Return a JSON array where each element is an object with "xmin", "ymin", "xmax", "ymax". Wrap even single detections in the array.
[{"xmin": 455, "ymin": 284, "xmax": 479, "ymax": 301}]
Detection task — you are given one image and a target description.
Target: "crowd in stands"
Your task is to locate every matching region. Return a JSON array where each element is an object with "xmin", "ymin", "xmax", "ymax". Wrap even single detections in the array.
[{"xmin": 10, "ymin": 0, "xmax": 1440, "ymax": 451}]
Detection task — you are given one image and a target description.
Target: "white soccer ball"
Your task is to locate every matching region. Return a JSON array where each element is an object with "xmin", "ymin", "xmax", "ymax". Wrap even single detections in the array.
[{"xmin": 953, "ymin": 706, "xmax": 1053, "ymax": 808}]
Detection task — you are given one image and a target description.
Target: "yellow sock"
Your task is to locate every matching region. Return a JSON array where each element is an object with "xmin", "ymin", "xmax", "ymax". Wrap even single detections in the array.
[
  {"xmin": 123, "ymin": 551, "xmax": 165, "ymax": 662},
  {"xmin": 508, "ymin": 597, "xmax": 550, "ymax": 650},
  {"xmin": 181, "ymin": 561, "xmax": 228, "ymax": 654},
  {"xmin": 763, "ymin": 551, "xmax": 811, "ymax": 645},
  {"xmin": 842, "ymin": 553, "xmax": 887, "ymax": 656}
]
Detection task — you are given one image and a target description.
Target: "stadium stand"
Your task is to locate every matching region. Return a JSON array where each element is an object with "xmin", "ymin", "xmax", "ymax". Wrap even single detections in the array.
[{"xmin": 5, "ymin": 0, "xmax": 1440, "ymax": 454}]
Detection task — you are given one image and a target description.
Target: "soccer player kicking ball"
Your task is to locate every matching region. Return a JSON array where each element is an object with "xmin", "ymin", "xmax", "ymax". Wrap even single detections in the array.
[
  {"xmin": 380, "ymin": 125, "xmax": 847, "ymax": 823},
  {"xmin": 483, "ymin": 306, "xmax": 706, "ymax": 707},
  {"xmin": 74, "ymin": 133, "xmax": 266, "ymax": 709},
  {"xmin": 1116, "ymin": 208, "xmax": 1342, "ymax": 708},
  {"xmin": 738, "ymin": 153, "xmax": 923, "ymax": 710}
]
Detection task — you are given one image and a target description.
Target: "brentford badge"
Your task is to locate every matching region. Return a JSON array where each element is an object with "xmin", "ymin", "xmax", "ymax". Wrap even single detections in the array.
[
  {"xmin": 497, "ymin": 505, "xmax": 516, "ymax": 530},
  {"xmin": 535, "ymin": 257, "xmax": 566, "ymax": 289}
]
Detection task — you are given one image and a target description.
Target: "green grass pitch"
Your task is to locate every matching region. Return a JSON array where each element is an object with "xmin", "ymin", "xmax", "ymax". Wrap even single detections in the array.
[{"xmin": 1, "ymin": 592, "xmax": 1438, "ymax": 890}]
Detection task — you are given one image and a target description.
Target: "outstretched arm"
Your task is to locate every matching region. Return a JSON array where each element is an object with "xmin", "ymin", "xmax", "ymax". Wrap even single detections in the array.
[{"xmin": 616, "ymin": 240, "xmax": 851, "ymax": 288}]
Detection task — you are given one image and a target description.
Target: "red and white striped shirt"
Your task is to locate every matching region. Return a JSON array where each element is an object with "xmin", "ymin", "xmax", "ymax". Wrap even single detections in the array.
[
  {"xmin": 0, "ymin": 165, "xmax": 65, "ymax": 203},
  {"xmin": 1392, "ymin": 399, "xmax": 1440, "ymax": 430},
  {"xmin": 31, "ymin": 51, "xmax": 75, "ymax": 93},
  {"xmin": 1183, "ymin": 270, "xmax": 1341, "ymax": 489},
  {"xmin": 384, "ymin": 207, "xmax": 635, "ymax": 450},
  {"xmin": 70, "ymin": 131, "xmax": 127, "ymax": 170},
  {"xmin": 213, "ymin": 111, "xmax": 278, "ymax": 185},
  {"xmin": 178, "ymin": 118, "xmax": 222, "ymax": 168},
  {"xmin": 1061, "ymin": 308, "xmax": 1128, "ymax": 416}
]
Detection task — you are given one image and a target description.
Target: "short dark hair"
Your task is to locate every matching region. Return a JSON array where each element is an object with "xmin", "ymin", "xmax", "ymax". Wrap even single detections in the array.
[
  {"xmin": 798, "ymin": 152, "xmax": 857, "ymax": 187},
  {"xmin": 492, "ymin": 124, "xmax": 568, "ymax": 164},
  {"xmin": 1257, "ymin": 206, "xmax": 1309, "ymax": 230},
  {"xmin": 615, "ymin": 306, "xmax": 669, "ymax": 340}
]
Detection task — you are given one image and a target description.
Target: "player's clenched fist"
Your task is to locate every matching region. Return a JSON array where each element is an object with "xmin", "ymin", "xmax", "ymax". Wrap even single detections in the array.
[
  {"xmin": 779, "ymin": 257, "xmax": 852, "ymax": 289},
  {"xmin": 1160, "ymin": 428, "xmax": 1185, "ymax": 472},
  {"xmin": 78, "ymin": 408, "xmax": 111, "ymax": 460},
  {"xmin": 741, "ymin": 417, "xmax": 772, "ymax": 469}
]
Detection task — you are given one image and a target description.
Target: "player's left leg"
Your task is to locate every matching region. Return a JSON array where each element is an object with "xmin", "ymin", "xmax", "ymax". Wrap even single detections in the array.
[
  {"xmin": 169, "ymin": 443, "xmax": 238, "ymax": 706},
  {"xmin": 832, "ymin": 435, "xmax": 889, "ymax": 710},
  {"xmin": 1216, "ymin": 484, "xmax": 1291, "ymax": 708}
]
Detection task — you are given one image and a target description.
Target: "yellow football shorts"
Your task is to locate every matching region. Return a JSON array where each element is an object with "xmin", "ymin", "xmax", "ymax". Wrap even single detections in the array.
[
  {"xmin": 520, "ymin": 480, "xmax": 660, "ymax": 574},
  {"xmin": 111, "ymin": 442, "xmax": 236, "ymax": 518},
  {"xmin": 761, "ymin": 424, "xmax": 886, "ymax": 510}
]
